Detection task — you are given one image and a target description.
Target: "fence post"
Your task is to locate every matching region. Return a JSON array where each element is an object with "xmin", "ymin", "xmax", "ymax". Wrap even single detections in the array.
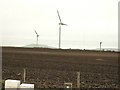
[
  {"xmin": 23, "ymin": 68, "xmax": 26, "ymax": 83},
  {"xmin": 77, "ymin": 72, "xmax": 80, "ymax": 89}
]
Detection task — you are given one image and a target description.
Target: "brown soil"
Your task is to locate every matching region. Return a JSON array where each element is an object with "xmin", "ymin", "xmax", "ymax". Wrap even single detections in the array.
[{"xmin": 2, "ymin": 47, "xmax": 119, "ymax": 88}]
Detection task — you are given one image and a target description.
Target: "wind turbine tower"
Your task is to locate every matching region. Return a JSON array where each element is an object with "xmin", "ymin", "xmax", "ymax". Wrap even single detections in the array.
[
  {"xmin": 34, "ymin": 30, "xmax": 39, "ymax": 46},
  {"xmin": 57, "ymin": 10, "xmax": 67, "ymax": 49}
]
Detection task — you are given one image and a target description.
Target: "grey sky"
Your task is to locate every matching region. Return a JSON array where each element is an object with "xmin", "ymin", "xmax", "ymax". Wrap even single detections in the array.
[{"xmin": 0, "ymin": 0, "xmax": 119, "ymax": 49}]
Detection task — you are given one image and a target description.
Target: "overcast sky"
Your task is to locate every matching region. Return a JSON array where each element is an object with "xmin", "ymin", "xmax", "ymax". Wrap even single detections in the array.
[{"xmin": 0, "ymin": 0, "xmax": 119, "ymax": 49}]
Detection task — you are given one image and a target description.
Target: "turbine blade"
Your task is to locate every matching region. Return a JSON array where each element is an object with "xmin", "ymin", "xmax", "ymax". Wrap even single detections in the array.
[
  {"xmin": 61, "ymin": 23, "xmax": 67, "ymax": 26},
  {"xmin": 57, "ymin": 10, "xmax": 62, "ymax": 23},
  {"xmin": 34, "ymin": 30, "xmax": 38, "ymax": 35}
]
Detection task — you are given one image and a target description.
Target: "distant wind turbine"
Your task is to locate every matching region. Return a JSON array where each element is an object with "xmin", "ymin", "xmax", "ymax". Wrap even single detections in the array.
[
  {"xmin": 100, "ymin": 42, "xmax": 102, "ymax": 51},
  {"xmin": 34, "ymin": 30, "xmax": 39, "ymax": 46},
  {"xmin": 57, "ymin": 10, "xmax": 67, "ymax": 49}
]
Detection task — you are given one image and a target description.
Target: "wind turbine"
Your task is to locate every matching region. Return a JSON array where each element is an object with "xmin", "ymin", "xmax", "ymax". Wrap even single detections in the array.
[
  {"xmin": 34, "ymin": 30, "xmax": 39, "ymax": 46},
  {"xmin": 57, "ymin": 10, "xmax": 67, "ymax": 49},
  {"xmin": 100, "ymin": 42, "xmax": 102, "ymax": 51}
]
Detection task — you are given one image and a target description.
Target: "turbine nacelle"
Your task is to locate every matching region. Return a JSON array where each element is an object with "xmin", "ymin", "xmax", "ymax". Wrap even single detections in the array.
[{"xmin": 37, "ymin": 34, "xmax": 39, "ymax": 37}]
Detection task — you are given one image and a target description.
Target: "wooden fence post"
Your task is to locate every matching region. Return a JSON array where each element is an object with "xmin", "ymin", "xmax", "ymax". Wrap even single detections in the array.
[
  {"xmin": 77, "ymin": 72, "xmax": 80, "ymax": 89},
  {"xmin": 23, "ymin": 68, "xmax": 26, "ymax": 83}
]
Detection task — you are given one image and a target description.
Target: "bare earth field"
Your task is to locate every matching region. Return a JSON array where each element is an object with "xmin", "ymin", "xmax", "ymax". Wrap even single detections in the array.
[{"xmin": 2, "ymin": 47, "xmax": 119, "ymax": 89}]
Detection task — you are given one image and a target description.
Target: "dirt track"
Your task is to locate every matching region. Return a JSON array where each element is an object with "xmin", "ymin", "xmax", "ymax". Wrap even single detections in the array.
[{"xmin": 2, "ymin": 47, "xmax": 119, "ymax": 88}]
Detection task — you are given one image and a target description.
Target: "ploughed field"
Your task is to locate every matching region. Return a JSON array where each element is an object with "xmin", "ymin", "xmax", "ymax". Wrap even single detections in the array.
[{"xmin": 2, "ymin": 47, "xmax": 119, "ymax": 88}]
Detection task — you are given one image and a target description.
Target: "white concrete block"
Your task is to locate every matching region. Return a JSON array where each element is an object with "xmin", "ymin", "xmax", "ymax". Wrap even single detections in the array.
[
  {"xmin": 20, "ymin": 83, "xmax": 34, "ymax": 90},
  {"xmin": 5, "ymin": 79, "xmax": 21, "ymax": 90}
]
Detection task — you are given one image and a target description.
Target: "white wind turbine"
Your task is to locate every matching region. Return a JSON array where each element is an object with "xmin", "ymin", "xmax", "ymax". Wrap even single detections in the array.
[
  {"xmin": 34, "ymin": 30, "xmax": 39, "ymax": 46},
  {"xmin": 57, "ymin": 10, "xmax": 67, "ymax": 49}
]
